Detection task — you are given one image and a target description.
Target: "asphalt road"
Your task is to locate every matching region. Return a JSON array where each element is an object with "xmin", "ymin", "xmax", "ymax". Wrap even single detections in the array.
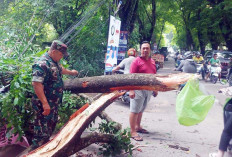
[{"xmin": 81, "ymin": 57, "xmax": 231, "ymax": 157}]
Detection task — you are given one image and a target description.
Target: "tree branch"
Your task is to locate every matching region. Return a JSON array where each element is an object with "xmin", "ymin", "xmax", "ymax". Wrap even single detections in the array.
[
  {"xmin": 79, "ymin": 93, "xmax": 122, "ymax": 131},
  {"xmin": 142, "ymin": 3, "xmax": 152, "ymax": 24},
  {"xmin": 64, "ymin": 73, "xmax": 193, "ymax": 93},
  {"xmin": 63, "ymin": 132, "xmax": 115, "ymax": 157}
]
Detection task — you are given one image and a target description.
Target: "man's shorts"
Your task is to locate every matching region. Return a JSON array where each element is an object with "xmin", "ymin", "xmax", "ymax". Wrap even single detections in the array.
[{"xmin": 130, "ymin": 90, "xmax": 152, "ymax": 113}]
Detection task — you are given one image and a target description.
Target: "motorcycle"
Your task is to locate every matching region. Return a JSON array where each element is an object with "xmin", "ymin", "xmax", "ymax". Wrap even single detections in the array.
[
  {"xmin": 196, "ymin": 63, "xmax": 203, "ymax": 73},
  {"xmin": 118, "ymin": 91, "xmax": 130, "ymax": 105},
  {"xmin": 113, "ymin": 70, "xmax": 130, "ymax": 105},
  {"xmin": 209, "ymin": 65, "xmax": 221, "ymax": 84},
  {"xmin": 196, "ymin": 61, "xmax": 209, "ymax": 80},
  {"xmin": 156, "ymin": 62, "xmax": 160, "ymax": 71}
]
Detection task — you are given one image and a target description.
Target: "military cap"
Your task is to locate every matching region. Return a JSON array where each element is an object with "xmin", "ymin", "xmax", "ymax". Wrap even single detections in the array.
[{"xmin": 51, "ymin": 40, "xmax": 68, "ymax": 57}]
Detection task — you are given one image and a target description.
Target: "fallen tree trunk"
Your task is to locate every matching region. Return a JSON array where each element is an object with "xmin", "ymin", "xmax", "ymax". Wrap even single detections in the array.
[
  {"xmin": 22, "ymin": 91, "xmax": 122, "ymax": 157},
  {"xmin": 80, "ymin": 93, "xmax": 122, "ymax": 130},
  {"xmin": 20, "ymin": 73, "xmax": 194, "ymax": 156},
  {"xmin": 64, "ymin": 73, "xmax": 194, "ymax": 93}
]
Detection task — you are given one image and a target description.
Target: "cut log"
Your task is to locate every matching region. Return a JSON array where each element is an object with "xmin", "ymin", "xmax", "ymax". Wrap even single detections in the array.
[
  {"xmin": 64, "ymin": 73, "xmax": 195, "ymax": 93},
  {"xmin": 22, "ymin": 91, "xmax": 121, "ymax": 157}
]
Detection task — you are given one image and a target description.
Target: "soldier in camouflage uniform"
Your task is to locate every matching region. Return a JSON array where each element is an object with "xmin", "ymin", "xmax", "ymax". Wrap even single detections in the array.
[{"xmin": 31, "ymin": 40, "xmax": 78, "ymax": 149}]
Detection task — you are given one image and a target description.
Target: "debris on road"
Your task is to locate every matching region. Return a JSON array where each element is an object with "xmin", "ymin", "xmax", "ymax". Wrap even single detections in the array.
[{"xmin": 168, "ymin": 144, "xmax": 190, "ymax": 152}]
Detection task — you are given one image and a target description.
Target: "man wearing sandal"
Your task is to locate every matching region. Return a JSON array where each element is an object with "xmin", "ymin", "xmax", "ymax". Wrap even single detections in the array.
[{"xmin": 129, "ymin": 41, "xmax": 157, "ymax": 141}]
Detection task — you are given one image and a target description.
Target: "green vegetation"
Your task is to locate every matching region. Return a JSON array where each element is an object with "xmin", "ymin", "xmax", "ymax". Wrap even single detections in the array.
[{"xmin": 98, "ymin": 120, "xmax": 133, "ymax": 156}]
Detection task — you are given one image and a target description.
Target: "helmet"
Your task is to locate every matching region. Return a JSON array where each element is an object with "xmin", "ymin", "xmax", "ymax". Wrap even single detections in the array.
[
  {"xmin": 196, "ymin": 52, "xmax": 200, "ymax": 56},
  {"xmin": 127, "ymin": 48, "xmax": 136, "ymax": 56}
]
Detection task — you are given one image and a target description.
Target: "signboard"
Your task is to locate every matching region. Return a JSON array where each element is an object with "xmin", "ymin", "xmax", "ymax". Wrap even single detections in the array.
[
  {"xmin": 105, "ymin": 16, "xmax": 121, "ymax": 72},
  {"xmin": 118, "ymin": 31, "xmax": 128, "ymax": 61}
]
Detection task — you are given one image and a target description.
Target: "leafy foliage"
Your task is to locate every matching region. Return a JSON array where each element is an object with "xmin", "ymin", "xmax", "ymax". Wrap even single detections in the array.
[
  {"xmin": 56, "ymin": 91, "xmax": 88, "ymax": 130},
  {"xmin": 0, "ymin": 49, "xmax": 46, "ymax": 139},
  {"xmin": 98, "ymin": 120, "xmax": 133, "ymax": 157},
  {"xmin": 0, "ymin": 49, "xmax": 87, "ymax": 141}
]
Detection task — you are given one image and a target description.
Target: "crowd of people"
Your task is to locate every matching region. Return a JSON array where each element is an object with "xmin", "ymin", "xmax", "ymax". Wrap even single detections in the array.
[{"xmin": 174, "ymin": 51, "xmax": 222, "ymax": 81}]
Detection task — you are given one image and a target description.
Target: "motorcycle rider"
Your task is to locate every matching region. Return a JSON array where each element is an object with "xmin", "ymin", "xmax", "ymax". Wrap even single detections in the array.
[
  {"xmin": 193, "ymin": 52, "xmax": 207, "ymax": 80},
  {"xmin": 175, "ymin": 54, "xmax": 197, "ymax": 73},
  {"xmin": 175, "ymin": 52, "xmax": 183, "ymax": 68},
  {"xmin": 112, "ymin": 48, "xmax": 137, "ymax": 74},
  {"xmin": 112, "ymin": 48, "xmax": 137, "ymax": 104},
  {"xmin": 193, "ymin": 52, "xmax": 204, "ymax": 64},
  {"xmin": 205, "ymin": 53, "xmax": 221, "ymax": 81}
]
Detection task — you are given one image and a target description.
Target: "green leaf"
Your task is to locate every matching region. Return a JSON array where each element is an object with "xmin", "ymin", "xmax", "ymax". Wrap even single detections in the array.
[
  {"xmin": 14, "ymin": 97, "xmax": 19, "ymax": 105},
  {"xmin": 14, "ymin": 82, "xmax": 20, "ymax": 88}
]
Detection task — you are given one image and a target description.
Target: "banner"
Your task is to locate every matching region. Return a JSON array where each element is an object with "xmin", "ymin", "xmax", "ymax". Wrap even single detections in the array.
[
  {"xmin": 105, "ymin": 16, "xmax": 121, "ymax": 72},
  {"xmin": 118, "ymin": 31, "xmax": 128, "ymax": 61}
]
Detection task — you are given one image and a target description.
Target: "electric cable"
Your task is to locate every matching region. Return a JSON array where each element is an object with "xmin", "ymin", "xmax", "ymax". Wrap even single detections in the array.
[
  {"xmin": 59, "ymin": 0, "xmax": 106, "ymax": 42},
  {"xmin": 67, "ymin": 17, "xmax": 108, "ymax": 54}
]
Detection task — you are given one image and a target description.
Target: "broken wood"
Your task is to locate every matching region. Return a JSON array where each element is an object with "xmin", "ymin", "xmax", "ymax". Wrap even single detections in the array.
[
  {"xmin": 22, "ymin": 91, "xmax": 121, "ymax": 157},
  {"xmin": 18, "ymin": 73, "xmax": 194, "ymax": 156},
  {"xmin": 168, "ymin": 144, "xmax": 189, "ymax": 151},
  {"xmin": 79, "ymin": 93, "xmax": 122, "ymax": 130},
  {"xmin": 64, "ymin": 73, "xmax": 194, "ymax": 93}
]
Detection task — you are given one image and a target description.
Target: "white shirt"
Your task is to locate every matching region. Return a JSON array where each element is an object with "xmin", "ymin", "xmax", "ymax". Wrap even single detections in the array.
[{"xmin": 118, "ymin": 56, "xmax": 135, "ymax": 74}]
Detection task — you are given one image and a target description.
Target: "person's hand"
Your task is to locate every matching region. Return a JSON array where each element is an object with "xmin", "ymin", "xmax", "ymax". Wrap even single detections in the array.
[
  {"xmin": 42, "ymin": 103, "xmax": 51, "ymax": 116},
  {"xmin": 152, "ymin": 91, "xmax": 158, "ymax": 97},
  {"xmin": 129, "ymin": 90, "xmax": 135, "ymax": 99},
  {"xmin": 71, "ymin": 70, "xmax": 78, "ymax": 76}
]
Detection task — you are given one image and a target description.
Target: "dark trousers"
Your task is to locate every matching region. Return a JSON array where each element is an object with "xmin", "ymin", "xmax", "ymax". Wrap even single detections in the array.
[
  {"xmin": 31, "ymin": 101, "xmax": 58, "ymax": 149},
  {"xmin": 219, "ymin": 113, "xmax": 232, "ymax": 151}
]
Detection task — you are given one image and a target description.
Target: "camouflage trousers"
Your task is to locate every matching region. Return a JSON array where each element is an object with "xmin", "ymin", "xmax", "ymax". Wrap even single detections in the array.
[{"xmin": 31, "ymin": 101, "xmax": 58, "ymax": 149}]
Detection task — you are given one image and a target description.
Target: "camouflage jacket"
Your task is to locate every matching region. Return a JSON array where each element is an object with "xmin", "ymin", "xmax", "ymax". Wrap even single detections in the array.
[{"xmin": 32, "ymin": 52, "xmax": 63, "ymax": 111}]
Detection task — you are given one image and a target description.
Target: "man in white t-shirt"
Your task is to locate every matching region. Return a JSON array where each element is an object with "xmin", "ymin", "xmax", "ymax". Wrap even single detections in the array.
[{"xmin": 112, "ymin": 48, "xmax": 137, "ymax": 74}]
